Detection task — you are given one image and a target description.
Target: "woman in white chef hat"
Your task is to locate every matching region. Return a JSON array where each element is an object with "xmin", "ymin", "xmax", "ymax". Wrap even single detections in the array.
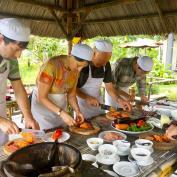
[{"xmin": 31, "ymin": 44, "xmax": 94, "ymax": 130}]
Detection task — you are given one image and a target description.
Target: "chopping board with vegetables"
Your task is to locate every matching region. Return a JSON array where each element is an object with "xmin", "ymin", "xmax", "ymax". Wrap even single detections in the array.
[
  {"xmin": 112, "ymin": 119, "xmax": 153, "ymax": 135},
  {"xmin": 69, "ymin": 121, "xmax": 100, "ymax": 135}
]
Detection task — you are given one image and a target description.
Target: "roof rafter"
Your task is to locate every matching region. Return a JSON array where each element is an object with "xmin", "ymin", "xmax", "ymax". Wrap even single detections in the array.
[
  {"xmin": 154, "ymin": 0, "xmax": 168, "ymax": 32},
  {"xmin": 72, "ymin": 0, "xmax": 141, "ymax": 12},
  {"xmin": 14, "ymin": 0, "xmax": 67, "ymax": 13}
]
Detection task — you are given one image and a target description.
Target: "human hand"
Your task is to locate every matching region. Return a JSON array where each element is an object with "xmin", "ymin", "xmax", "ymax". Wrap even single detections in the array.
[
  {"xmin": 0, "ymin": 118, "xmax": 19, "ymax": 134},
  {"xmin": 25, "ymin": 116, "xmax": 40, "ymax": 130},
  {"xmin": 117, "ymin": 98, "xmax": 132, "ymax": 112},
  {"xmin": 86, "ymin": 96, "xmax": 100, "ymax": 107},
  {"xmin": 75, "ymin": 112, "xmax": 85, "ymax": 125},
  {"xmin": 141, "ymin": 95, "xmax": 149, "ymax": 104},
  {"xmin": 60, "ymin": 111, "xmax": 76, "ymax": 127}
]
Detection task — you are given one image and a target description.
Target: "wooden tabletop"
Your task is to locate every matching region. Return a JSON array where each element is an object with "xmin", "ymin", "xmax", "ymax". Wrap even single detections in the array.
[{"xmin": 0, "ymin": 115, "xmax": 177, "ymax": 177}]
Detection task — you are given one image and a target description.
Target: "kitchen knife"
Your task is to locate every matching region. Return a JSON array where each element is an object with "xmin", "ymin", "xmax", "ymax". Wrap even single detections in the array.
[{"xmin": 99, "ymin": 103, "xmax": 123, "ymax": 111}]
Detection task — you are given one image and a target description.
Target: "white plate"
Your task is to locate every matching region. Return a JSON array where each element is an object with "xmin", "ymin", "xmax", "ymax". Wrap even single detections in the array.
[
  {"xmin": 96, "ymin": 153, "xmax": 120, "ymax": 165},
  {"xmin": 131, "ymin": 144, "xmax": 154, "ymax": 154},
  {"xmin": 82, "ymin": 154, "xmax": 96, "ymax": 162},
  {"xmin": 117, "ymin": 148, "xmax": 130, "ymax": 156},
  {"xmin": 98, "ymin": 130, "xmax": 127, "ymax": 143},
  {"xmin": 103, "ymin": 170, "xmax": 119, "ymax": 177},
  {"xmin": 113, "ymin": 161, "xmax": 139, "ymax": 177},
  {"xmin": 137, "ymin": 156, "xmax": 154, "ymax": 166},
  {"xmin": 43, "ymin": 132, "xmax": 70, "ymax": 143},
  {"xmin": 111, "ymin": 122, "xmax": 154, "ymax": 135}
]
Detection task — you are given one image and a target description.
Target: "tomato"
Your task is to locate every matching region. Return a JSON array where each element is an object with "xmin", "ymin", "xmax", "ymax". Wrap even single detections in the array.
[
  {"xmin": 137, "ymin": 120, "xmax": 145, "ymax": 127},
  {"xmin": 52, "ymin": 129, "xmax": 63, "ymax": 140}
]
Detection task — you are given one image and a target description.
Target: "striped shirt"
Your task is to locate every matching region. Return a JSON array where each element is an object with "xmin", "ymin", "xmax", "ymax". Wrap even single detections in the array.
[{"xmin": 112, "ymin": 57, "xmax": 146, "ymax": 96}]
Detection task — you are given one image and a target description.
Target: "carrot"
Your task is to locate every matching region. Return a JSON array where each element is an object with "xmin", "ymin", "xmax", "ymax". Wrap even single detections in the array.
[{"xmin": 115, "ymin": 124, "xmax": 129, "ymax": 130}]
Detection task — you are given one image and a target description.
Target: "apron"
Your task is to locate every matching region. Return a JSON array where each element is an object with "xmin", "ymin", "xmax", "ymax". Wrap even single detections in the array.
[
  {"xmin": 31, "ymin": 88, "xmax": 67, "ymax": 130},
  {"xmin": 105, "ymin": 87, "xmax": 129, "ymax": 108},
  {"xmin": 77, "ymin": 66, "xmax": 105, "ymax": 119},
  {"xmin": 0, "ymin": 59, "xmax": 9, "ymax": 146}
]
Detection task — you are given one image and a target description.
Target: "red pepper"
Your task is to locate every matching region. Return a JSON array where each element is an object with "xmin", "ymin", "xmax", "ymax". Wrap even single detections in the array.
[
  {"xmin": 52, "ymin": 129, "xmax": 63, "ymax": 140},
  {"xmin": 137, "ymin": 120, "xmax": 145, "ymax": 127}
]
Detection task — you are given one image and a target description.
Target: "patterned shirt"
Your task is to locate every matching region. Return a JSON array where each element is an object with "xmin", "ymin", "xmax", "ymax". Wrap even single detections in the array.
[
  {"xmin": 112, "ymin": 57, "xmax": 146, "ymax": 96},
  {"xmin": 0, "ymin": 57, "xmax": 21, "ymax": 81},
  {"xmin": 37, "ymin": 56, "xmax": 78, "ymax": 94}
]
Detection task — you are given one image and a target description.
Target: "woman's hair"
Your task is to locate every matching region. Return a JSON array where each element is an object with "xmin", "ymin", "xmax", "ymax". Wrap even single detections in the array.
[{"xmin": 3, "ymin": 35, "xmax": 29, "ymax": 49}]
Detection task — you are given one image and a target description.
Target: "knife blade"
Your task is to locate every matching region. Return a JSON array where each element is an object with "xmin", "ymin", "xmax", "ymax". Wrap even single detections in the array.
[{"xmin": 99, "ymin": 103, "xmax": 123, "ymax": 111}]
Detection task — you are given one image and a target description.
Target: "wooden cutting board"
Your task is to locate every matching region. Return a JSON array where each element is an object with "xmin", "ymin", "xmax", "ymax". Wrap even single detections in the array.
[{"xmin": 69, "ymin": 124, "xmax": 100, "ymax": 135}]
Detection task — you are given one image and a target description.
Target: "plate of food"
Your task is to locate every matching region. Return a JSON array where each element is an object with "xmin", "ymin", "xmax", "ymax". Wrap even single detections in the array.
[
  {"xmin": 106, "ymin": 111, "xmax": 130, "ymax": 121},
  {"xmin": 140, "ymin": 132, "xmax": 177, "ymax": 150},
  {"xmin": 3, "ymin": 132, "xmax": 42, "ymax": 155},
  {"xmin": 69, "ymin": 121, "xmax": 100, "ymax": 135},
  {"xmin": 43, "ymin": 129, "xmax": 70, "ymax": 143},
  {"xmin": 98, "ymin": 130, "xmax": 127, "ymax": 143},
  {"xmin": 112, "ymin": 119, "xmax": 154, "ymax": 135}
]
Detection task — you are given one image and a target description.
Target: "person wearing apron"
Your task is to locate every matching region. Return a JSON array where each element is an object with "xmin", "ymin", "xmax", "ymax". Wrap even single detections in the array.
[
  {"xmin": 105, "ymin": 56, "xmax": 153, "ymax": 108},
  {"xmin": 0, "ymin": 18, "xmax": 39, "ymax": 146},
  {"xmin": 77, "ymin": 40, "xmax": 131, "ymax": 119},
  {"xmin": 31, "ymin": 44, "xmax": 94, "ymax": 130}
]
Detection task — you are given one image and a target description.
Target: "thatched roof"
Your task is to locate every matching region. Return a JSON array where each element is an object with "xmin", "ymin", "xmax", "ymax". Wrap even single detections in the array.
[{"xmin": 0, "ymin": 0, "xmax": 177, "ymax": 40}]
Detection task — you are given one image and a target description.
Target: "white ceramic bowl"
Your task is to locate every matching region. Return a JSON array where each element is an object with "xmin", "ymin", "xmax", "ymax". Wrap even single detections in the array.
[
  {"xmin": 135, "ymin": 139, "xmax": 153, "ymax": 150},
  {"xmin": 131, "ymin": 147, "xmax": 151, "ymax": 162},
  {"xmin": 82, "ymin": 154, "xmax": 96, "ymax": 162},
  {"xmin": 86, "ymin": 137, "xmax": 103, "ymax": 150},
  {"xmin": 98, "ymin": 144, "xmax": 117, "ymax": 159},
  {"xmin": 113, "ymin": 140, "xmax": 130, "ymax": 152}
]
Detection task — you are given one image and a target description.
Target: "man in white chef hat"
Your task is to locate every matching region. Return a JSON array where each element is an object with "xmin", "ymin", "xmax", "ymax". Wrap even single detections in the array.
[
  {"xmin": 76, "ymin": 39, "xmax": 131, "ymax": 119},
  {"xmin": 105, "ymin": 56, "xmax": 153, "ymax": 107},
  {"xmin": 0, "ymin": 18, "xmax": 39, "ymax": 145}
]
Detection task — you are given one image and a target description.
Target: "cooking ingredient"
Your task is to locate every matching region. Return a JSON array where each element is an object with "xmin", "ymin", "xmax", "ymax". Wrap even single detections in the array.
[
  {"xmin": 51, "ymin": 129, "xmax": 63, "ymax": 141},
  {"xmin": 115, "ymin": 124, "xmax": 129, "ymax": 130},
  {"xmin": 103, "ymin": 132, "xmax": 124, "ymax": 141}
]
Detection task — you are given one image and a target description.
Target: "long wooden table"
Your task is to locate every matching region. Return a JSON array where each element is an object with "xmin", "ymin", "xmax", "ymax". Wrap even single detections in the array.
[{"xmin": 0, "ymin": 115, "xmax": 177, "ymax": 177}]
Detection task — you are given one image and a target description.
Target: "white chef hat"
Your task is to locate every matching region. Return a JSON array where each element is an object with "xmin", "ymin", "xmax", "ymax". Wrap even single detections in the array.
[
  {"xmin": 94, "ymin": 40, "xmax": 113, "ymax": 52},
  {"xmin": 0, "ymin": 18, "xmax": 30, "ymax": 42},
  {"xmin": 71, "ymin": 43, "xmax": 93, "ymax": 61},
  {"xmin": 137, "ymin": 56, "xmax": 153, "ymax": 72}
]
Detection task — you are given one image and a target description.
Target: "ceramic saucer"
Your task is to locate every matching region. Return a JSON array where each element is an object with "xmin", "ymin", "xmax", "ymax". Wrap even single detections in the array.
[
  {"xmin": 137, "ymin": 156, "xmax": 154, "ymax": 166},
  {"xmin": 96, "ymin": 153, "xmax": 120, "ymax": 165},
  {"xmin": 113, "ymin": 161, "xmax": 139, "ymax": 177},
  {"xmin": 131, "ymin": 144, "xmax": 154, "ymax": 153},
  {"xmin": 117, "ymin": 148, "xmax": 130, "ymax": 156},
  {"xmin": 44, "ymin": 132, "xmax": 70, "ymax": 143}
]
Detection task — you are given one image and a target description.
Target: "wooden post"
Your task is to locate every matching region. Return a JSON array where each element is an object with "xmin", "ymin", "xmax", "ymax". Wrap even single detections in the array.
[{"xmin": 68, "ymin": 40, "xmax": 72, "ymax": 55}]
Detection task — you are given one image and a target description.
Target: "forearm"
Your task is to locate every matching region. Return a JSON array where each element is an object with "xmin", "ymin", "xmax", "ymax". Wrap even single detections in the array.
[
  {"xmin": 67, "ymin": 95, "xmax": 80, "ymax": 113},
  {"xmin": 76, "ymin": 88, "xmax": 90, "ymax": 99}
]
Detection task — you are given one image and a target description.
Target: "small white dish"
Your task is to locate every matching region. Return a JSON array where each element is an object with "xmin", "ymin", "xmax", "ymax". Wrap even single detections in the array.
[
  {"xmin": 137, "ymin": 156, "xmax": 154, "ymax": 166},
  {"xmin": 131, "ymin": 148, "xmax": 151, "ymax": 162},
  {"xmin": 96, "ymin": 153, "xmax": 120, "ymax": 165},
  {"xmin": 98, "ymin": 144, "xmax": 117, "ymax": 159},
  {"xmin": 86, "ymin": 137, "xmax": 103, "ymax": 150},
  {"xmin": 135, "ymin": 139, "xmax": 153, "ymax": 150},
  {"xmin": 117, "ymin": 148, "xmax": 130, "ymax": 156},
  {"xmin": 43, "ymin": 132, "xmax": 70, "ymax": 143},
  {"xmin": 113, "ymin": 161, "xmax": 139, "ymax": 177},
  {"xmin": 113, "ymin": 140, "xmax": 131, "ymax": 152},
  {"xmin": 132, "ymin": 144, "xmax": 154, "ymax": 153},
  {"xmin": 82, "ymin": 154, "xmax": 96, "ymax": 162},
  {"xmin": 103, "ymin": 170, "xmax": 119, "ymax": 177}
]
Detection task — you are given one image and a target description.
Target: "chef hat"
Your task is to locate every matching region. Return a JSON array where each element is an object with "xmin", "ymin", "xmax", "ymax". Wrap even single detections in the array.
[
  {"xmin": 137, "ymin": 56, "xmax": 153, "ymax": 72},
  {"xmin": 71, "ymin": 43, "xmax": 93, "ymax": 61},
  {"xmin": 94, "ymin": 40, "xmax": 113, "ymax": 52},
  {"xmin": 0, "ymin": 18, "xmax": 30, "ymax": 42}
]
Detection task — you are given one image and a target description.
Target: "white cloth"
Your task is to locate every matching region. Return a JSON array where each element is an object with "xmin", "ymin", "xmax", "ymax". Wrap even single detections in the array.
[
  {"xmin": 77, "ymin": 66, "xmax": 105, "ymax": 119},
  {"xmin": 105, "ymin": 86, "xmax": 129, "ymax": 108},
  {"xmin": 0, "ymin": 59, "xmax": 9, "ymax": 146},
  {"xmin": 71, "ymin": 44, "xmax": 93, "ymax": 61},
  {"xmin": 31, "ymin": 88, "xmax": 67, "ymax": 130},
  {"xmin": 0, "ymin": 18, "xmax": 30, "ymax": 42},
  {"xmin": 95, "ymin": 40, "xmax": 113, "ymax": 52}
]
